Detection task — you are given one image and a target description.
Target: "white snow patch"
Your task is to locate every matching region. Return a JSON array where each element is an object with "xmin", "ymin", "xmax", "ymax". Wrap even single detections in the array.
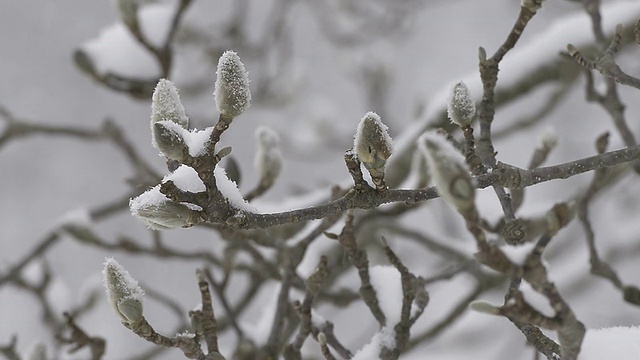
[
  {"xmin": 500, "ymin": 242, "xmax": 536, "ymax": 265},
  {"xmin": 186, "ymin": 127, "xmax": 214, "ymax": 157},
  {"xmin": 154, "ymin": 121, "xmax": 214, "ymax": 157},
  {"xmin": 351, "ymin": 326, "xmax": 397, "ymax": 360},
  {"xmin": 164, "ymin": 165, "xmax": 205, "ymax": 193},
  {"xmin": 81, "ymin": 22, "xmax": 160, "ymax": 78},
  {"xmin": 369, "ymin": 265, "xmax": 403, "ymax": 325},
  {"xmin": 53, "ymin": 208, "xmax": 92, "ymax": 229},
  {"xmin": 129, "ymin": 185, "xmax": 167, "ymax": 213},
  {"xmin": 214, "ymin": 166, "xmax": 257, "ymax": 211},
  {"xmin": 244, "ymin": 282, "xmax": 282, "ymax": 345}
]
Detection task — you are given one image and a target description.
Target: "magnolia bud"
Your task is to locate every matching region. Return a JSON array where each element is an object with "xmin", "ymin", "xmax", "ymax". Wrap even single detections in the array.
[
  {"xmin": 418, "ymin": 131, "xmax": 475, "ymax": 212},
  {"xmin": 151, "ymin": 79, "xmax": 189, "ymax": 129},
  {"xmin": 103, "ymin": 258, "xmax": 145, "ymax": 324},
  {"xmin": 129, "ymin": 186, "xmax": 201, "ymax": 230},
  {"xmin": 151, "ymin": 79, "xmax": 190, "ymax": 160},
  {"xmin": 153, "ymin": 121, "xmax": 189, "ymax": 162},
  {"xmin": 538, "ymin": 127, "xmax": 558, "ymax": 151},
  {"xmin": 353, "ymin": 111, "xmax": 393, "ymax": 178},
  {"xmin": 254, "ymin": 126, "xmax": 282, "ymax": 189},
  {"xmin": 117, "ymin": 297, "xmax": 144, "ymax": 324},
  {"xmin": 214, "ymin": 50, "xmax": 251, "ymax": 119},
  {"xmin": 447, "ymin": 81, "xmax": 475, "ymax": 127}
]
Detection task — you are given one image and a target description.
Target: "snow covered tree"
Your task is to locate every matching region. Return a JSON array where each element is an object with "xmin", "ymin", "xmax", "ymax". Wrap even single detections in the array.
[{"xmin": 4, "ymin": 1, "xmax": 640, "ymax": 359}]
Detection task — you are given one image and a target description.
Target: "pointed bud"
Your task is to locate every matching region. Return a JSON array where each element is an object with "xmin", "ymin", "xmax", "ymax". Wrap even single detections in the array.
[
  {"xmin": 537, "ymin": 127, "xmax": 557, "ymax": 151},
  {"xmin": 151, "ymin": 79, "xmax": 189, "ymax": 129},
  {"xmin": 353, "ymin": 111, "xmax": 393, "ymax": 178},
  {"xmin": 254, "ymin": 126, "xmax": 282, "ymax": 189},
  {"xmin": 215, "ymin": 50, "xmax": 251, "ymax": 119},
  {"xmin": 151, "ymin": 79, "xmax": 190, "ymax": 160},
  {"xmin": 103, "ymin": 258, "xmax": 145, "ymax": 324},
  {"xmin": 153, "ymin": 121, "xmax": 189, "ymax": 162},
  {"xmin": 418, "ymin": 131, "xmax": 475, "ymax": 212},
  {"xmin": 129, "ymin": 186, "xmax": 201, "ymax": 230},
  {"xmin": 447, "ymin": 81, "xmax": 475, "ymax": 127}
]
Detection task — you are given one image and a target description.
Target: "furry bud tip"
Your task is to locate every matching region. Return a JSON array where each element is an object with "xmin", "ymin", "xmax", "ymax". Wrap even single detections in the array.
[
  {"xmin": 215, "ymin": 50, "xmax": 251, "ymax": 119},
  {"xmin": 447, "ymin": 81, "xmax": 475, "ymax": 127},
  {"xmin": 103, "ymin": 258, "xmax": 145, "ymax": 324}
]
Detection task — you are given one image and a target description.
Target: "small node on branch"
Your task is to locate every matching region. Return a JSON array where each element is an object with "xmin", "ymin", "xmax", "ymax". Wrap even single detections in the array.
[
  {"xmin": 566, "ymin": 44, "xmax": 595, "ymax": 70},
  {"xmin": 215, "ymin": 50, "xmax": 251, "ymax": 120},
  {"xmin": 102, "ymin": 258, "xmax": 145, "ymax": 325},
  {"xmin": 545, "ymin": 202, "xmax": 575, "ymax": 236},
  {"xmin": 521, "ymin": 0, "xmax": 545, "ymax": 12},
  {"xmin": 418, "ymin": 131, "xmax": 475, "ymax": 213},
  {"xmin": 353, "ymin": 111, "xmax": 393, "ymax": 192},
  {"xmin": 469, "ymin": 301, "xmax": 500, "ymax": 315}
]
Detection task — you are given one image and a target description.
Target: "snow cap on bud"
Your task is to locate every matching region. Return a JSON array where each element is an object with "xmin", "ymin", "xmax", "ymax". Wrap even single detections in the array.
[
  {"xmin": 447, "ymin": 81, "xmax": 475, "ymax": 127},
  {"xmin": 254, "ymin": 126, "xmax": 282, "ymax": 188},
  {"xmin": 215, "ymin": 50, "xmax": 251, "ymax": 118},
  {"xmin": 129, "ymin": 186, "xmax": 201, "ymax": 230},
  {"xmin": 353, "ymin": 111, "xmax": 393, "ymax": 176},
  {"xmin": 418, "ymin": 131, "xmax": 475, "ymax": 212},
  {"xmin": 103, "ymin": 258, "xmax": 144, "ymax": 324}
]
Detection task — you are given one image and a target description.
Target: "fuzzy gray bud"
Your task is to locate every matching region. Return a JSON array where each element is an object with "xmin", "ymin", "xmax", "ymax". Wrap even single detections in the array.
[
  {"xmin": 103, "ymin": 258, "xmax": 145, "ymax": 324},
  {"xmin": 418, "ymin": 131, "xmax": 475, "ymax": 212},
  {"xmin": 153, "ymin": 121, "xmax": 189, "ymax": 162},
  {"xmin": 447, "ymin": 81, "xmax": 476, "ymax": 127},
  {"xmin": 215, "ymin": 50, "xmax": 251, "ymax": 119},
  {"xmin": 353, "ymin": 111, "xmax": 393, "ymax": 178},
  {"xmin": 151, "ymin": 79, "xmax": 190, "ymax": 160},
  {"xmin": 129, "ymin": 186, "xmax": 201, "ymax": 230},
  {"xmin": 151, "ymin": 79, "xmax": 189, "ymax": 129},
  {"xmin": 254, "ymin": 126, "xmax": 282, "ymax": 189}
]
